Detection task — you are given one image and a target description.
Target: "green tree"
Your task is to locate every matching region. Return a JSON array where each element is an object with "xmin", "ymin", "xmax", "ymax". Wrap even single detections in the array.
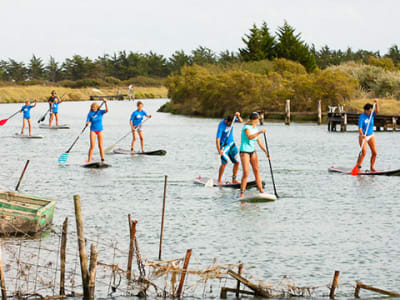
[
  {"xmin": 168, "ymin": 50, "xmax": 191, "ymax": 73},
  {"xmin": 45, "ymin": 56, "xmax": 63, "ymax": 82},
  {"xmin": 239, "ymin": 22, "xmax": 276, "ymax": 61},
  {"xmin": 28, "ymin": 55, "xmax": 45, "ymax": 80},
  {"xmin": 275, "ymin": 21, "xmax": 316, "ymax": 71},
  {"xmin": 385, "ymin": 45, "xmax": 400, "ymax": 65},
  {"xmin": 6, "ymin": 59, "xmax": 27, "ymax": 81},
  {"xmin": 191, "ymin": 46, "xmax": 217, "ymax": 65},
  {"xmin": 218, "ymin": 50, "xmax": 239, "ymax": 64},
  {"xmin": 62, "ymin": 55, "xmax": 98, "ymax": 80}
]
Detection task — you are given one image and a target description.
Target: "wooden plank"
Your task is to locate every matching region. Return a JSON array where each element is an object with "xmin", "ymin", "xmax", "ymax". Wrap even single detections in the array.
[
  {"xmin": 227, "ymin": 270, "xmax": 270, "ymax": 297},
  {"xmin": 355, "ymin": 281, "xmax": 400, "ymax": 297}
]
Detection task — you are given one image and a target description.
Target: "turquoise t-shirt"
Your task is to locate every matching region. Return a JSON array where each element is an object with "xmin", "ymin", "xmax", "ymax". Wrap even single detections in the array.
[{"xmin": 240, "ymin": 124, "xmax": 258, "ymax": 152}]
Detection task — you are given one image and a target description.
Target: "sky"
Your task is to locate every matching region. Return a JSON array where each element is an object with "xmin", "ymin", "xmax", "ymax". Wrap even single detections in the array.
[{"xmin": 1, "ymin": 0, "xmax": 399, "ymax": 62}]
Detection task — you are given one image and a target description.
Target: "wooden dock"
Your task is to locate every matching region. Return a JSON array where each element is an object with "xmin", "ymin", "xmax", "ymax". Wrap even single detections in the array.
[
  {"xmin": 89, "ymin": 94, "xmax": 134, "ymax": 101},
  {"xmin": 327, "ymin": 112, "xmax": 400, "ymax": 131}
]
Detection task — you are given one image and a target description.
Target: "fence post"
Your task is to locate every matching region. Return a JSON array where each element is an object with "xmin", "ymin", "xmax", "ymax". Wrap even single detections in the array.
[
  {"xmin": 0, "ymin": 241, "xmax": 6, "ymax": 300},
  {"xmin": 285, "ymin": 99, "xmax": 290, "ymax": 125},
  {"xmin": 60, "ymin": 217, "xmax": 68, "ymax": 295},
  {"xmin": 329, "ymin": 270, "xmax": 340, "ymax": 299},
  {"xmin": 317, "ymin": 100, "xmax": 322, "ymax": 125},
  {"xmin": 127, "ymin": 215, "xmax": 137, "ymax": 280},
  {"xmin": 88, "ymin": 244, "xmax": 98, "ymax": 300},
  {"xmin": 176, "ymin": 249, "xmax": 192, "ymax": 297},
  {"xmin": 159, "ymin": 175, "xmax": 168, "ymax": 260}
]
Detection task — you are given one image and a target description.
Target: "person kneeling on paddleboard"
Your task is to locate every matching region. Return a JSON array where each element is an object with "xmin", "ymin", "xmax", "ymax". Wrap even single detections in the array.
[
  {"xmin": 357, "ymin": 99, "xmax": 379, "ymax": 172},
  {"xmin": 86, "ymin": 100, "xmax": 109, "ymax": 163},
  {"xmin": 239, "ymin": 112, "xmax": 268, "ymax": 198},
  {"xmin": 130, "ymin": 101, "xmax": 152, "ymax": 153},
  {"xmin": 19, "ymin": 99, "xmax": 37, "ymax": 136},
  {"xmin": 216, "ymin": 112, "xmax": 243, "ymax": 184}
]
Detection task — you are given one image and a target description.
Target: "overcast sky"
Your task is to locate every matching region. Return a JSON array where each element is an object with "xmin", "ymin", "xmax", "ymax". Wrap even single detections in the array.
[{"xmin": 1, "ymin": 0, "xmax": 399, "ymax": 62}]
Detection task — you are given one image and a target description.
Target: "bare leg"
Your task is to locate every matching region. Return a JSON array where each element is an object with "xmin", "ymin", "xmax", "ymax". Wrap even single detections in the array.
[
  {"xmin": 27, "ymin": 119, "xmax": 32, "ymax": 136},
  {"xmin": 240, "ymin": 153, "xmax": 250, "ymax": 198},
  {"xmin": 21, "ymin": 119, "xmax": 26, "ymax": 135},
  {"xmin": 49, "ymin": 113, "xmax": 54, "ymax": 126},
  {"xmin": 357, "ymin": 136, "xmax": 368, "ymax": 168},
  {"xmin": 138, "ymin": 131, "xmax": 145, "ymax": 152},
  {"xmin": 249, "ymin": 152, "xmax": 264, "ymax": 193},
  {"xmin": 232, "ymin": 162, "xmax": 240, "ymax": 183},
  {"xmin": 130, "ymin": 130, "xmax": 137, "ymax": 152},
  {"xmin": 218, "ymin": 163, "xmax": 227, "ymax": 184},
  {"xmin": 98, "ymin": 131, "xmax": 104, "ymax": 161},
  {"xmin": 55, "ymin": 113, "xmax": 59, "ymax": 126},
  {"xmin": 88, "ymin": 131, "xmax": 96, "ymax": 162},
  {"xmin": 368, "ymin": 136, "xmax": 377, "ymax": 171}
]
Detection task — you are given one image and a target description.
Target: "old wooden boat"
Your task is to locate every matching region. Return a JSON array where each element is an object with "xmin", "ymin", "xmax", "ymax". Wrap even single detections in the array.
[{"xmin": 0, "ymin": 190, "xmax": 56, "ymax": 235}]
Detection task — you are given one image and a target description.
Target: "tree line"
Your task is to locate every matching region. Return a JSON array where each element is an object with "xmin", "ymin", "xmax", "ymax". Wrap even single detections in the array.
[{"xmin": 1, "ymin": 20, "xmax": 400, "ymax": 84}]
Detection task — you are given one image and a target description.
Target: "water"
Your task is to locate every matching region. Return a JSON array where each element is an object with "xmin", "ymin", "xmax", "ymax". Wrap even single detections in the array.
[{"xmin": 1, "ymin": 99, "xmax": 400, "ymax": 296}]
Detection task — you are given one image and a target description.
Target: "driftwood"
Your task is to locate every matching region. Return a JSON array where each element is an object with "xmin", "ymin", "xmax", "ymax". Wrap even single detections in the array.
[
  {"xmin": 227, "ymin": 269, "xmax": 270, "ymax": 298},
  {"xmin": 354, "ymin": 281, "xmax": 400, "ymax": 298}
]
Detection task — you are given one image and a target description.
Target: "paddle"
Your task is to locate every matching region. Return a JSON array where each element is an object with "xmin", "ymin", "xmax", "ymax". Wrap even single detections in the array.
[
  {"xmin": 38, "ymin": 93, "xmax": 67, "ymax": 123},
  {"xmin": 0, "ymin": 111, "xmax": 20, "ymax": 126},
  {"xmin": 263, "ymin": 132, "xmax": 279, "ymax": 198},
  {"xmin": 205, "ymin": 116, "xmax": 236, "ymax": 187},
  {"xmin": 350, "ymin": 103, "xmax": 376, "ymax": 176}
]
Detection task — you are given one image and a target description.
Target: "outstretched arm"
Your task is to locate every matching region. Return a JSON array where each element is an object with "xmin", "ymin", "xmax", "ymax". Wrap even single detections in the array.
[
  {"xmin": 374, "ymin": 98, "xmax": 379, "ymax": 114},
  {"xmin": 104, "ymin": 100, "xmax": 109, "ymax": 113}
]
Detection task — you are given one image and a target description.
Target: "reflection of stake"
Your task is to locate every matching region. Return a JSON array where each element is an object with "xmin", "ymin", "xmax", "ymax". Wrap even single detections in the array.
[
  {"xmin": 15, "ymin": 160, "xmax": 30, "ymax": 191},
  {"xmin": 159, "ymin": 175, "xmax": 168, "ymax": 260}
]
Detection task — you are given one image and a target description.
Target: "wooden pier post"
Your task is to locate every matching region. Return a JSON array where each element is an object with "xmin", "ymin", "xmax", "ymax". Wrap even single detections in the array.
[
  {"xmin": 127, "ymin": 215, "xmax": 137, "ymax": 280},
  {"xmin": 15, "ymin": 160, "xmax": 30, "ymax": 191},
  {"xmin": 285, "ymin": 100, "xmax": 291, "ymax": 125},
  {"xmin": 393, "ymin": 117, "xmax": 397, "ymax": 131},
  {"xmin": 259, "ymin": 111, "xmax": 264, "ymax": 125},
  {"xmin": 235, "ymin": 263, "xmax": 243, "ymax": 297},
  {"xmin": 0, "ymin": 241, "xmax": 6, "ymax": 300},
  {"xmin": 317, "ymin": 100, "xmax": 322, "ymax": 125},
  {"xmin": 176, "ymin": 249, "xmax": 192, "ymax": 297},
  {"xmin": 329, "ymin": 270, "xmax": 340, "ymax": 299},
  {"xmin": 60, "ymin": 217, "xmax": 68, "ymax": 295},
  {"xmin": 340, "ymin": 114, "xmax": 347, "ymax": 132},
  {"xmin": 159, "ymin": 175, "xmax": 168, "ymax": 260},
  {"xmin": 88, "ymin": 244, "xmax": 98, "ymax": 300},
  {"xmin": 74, "ymin": 195, "xmax": 90, "ymax": 299}
]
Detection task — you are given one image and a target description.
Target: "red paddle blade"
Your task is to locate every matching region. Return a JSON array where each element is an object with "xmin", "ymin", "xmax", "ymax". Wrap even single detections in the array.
[
  {"xmin": 0, "ymin": 119, "xmax": 8, "ymax": 126},
  {"xmin": 350, "ymin": 164, "xmax": 359, "ymax": 176}
]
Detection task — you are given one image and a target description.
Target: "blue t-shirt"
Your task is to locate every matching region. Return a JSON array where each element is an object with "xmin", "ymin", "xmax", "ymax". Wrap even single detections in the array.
[
  {"xmin": 21, "ymin": 105, "xmax": 33, "ymax": 119},
  {"xmin": 358, "ymin": 112, "xmax": 375, "ymax": 135},
  {"xmin": 52, "ymin": 102, "xmax": 59, "ymax": 113},
  {"xmin": 130, "ymin": 110, "xmax": 147, "ymax": 126},
  {"xmin": 240, "ymin": 124, "xmax": 258, "ymax": 152},
  {"xmin": 86, "ymin": 110, "xmax": 106, "ymax": 131},
  {"xmin": 216, "ymin": 118, "xmax": 238, "ymax": 147}
]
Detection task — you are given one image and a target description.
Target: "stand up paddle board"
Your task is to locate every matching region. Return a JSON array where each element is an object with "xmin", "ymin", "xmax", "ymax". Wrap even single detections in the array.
[
  {"xmin": 194, "ymin": 176, "xmax": 265, "ymax": 189},
  {"xmin": 329, "ymin": 166, "xmax": 400, "ymax": 176},
  {"xmin": 113, "ymin": 148, "xmax": 167, "ymax": 156},
  {"xmin": 81, "ymin": 161, "xmax": 111, "ymax": 169},
  {"xmin": 39, "ymin": 124, "xmax": 70, "ymax": 129},
  {"xmin": 237, "ymin": 191, "xmax": 277, "ymax": 203},
  {"xmin": 14, "ymin": 133, "xmax": 44, "ymax": 139}
]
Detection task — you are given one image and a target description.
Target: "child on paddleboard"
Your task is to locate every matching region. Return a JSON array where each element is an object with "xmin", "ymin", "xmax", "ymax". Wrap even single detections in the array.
[
  {"xmin": 357, "ymin": 99, "xmax": 379, "ymax": 172},
  {"xmin": 239, "ymin": 112, "xmax": 268, "ymax": 198},
  {"xmin": 49, "ymin": 97, "xmax": 64, "ymax": 127},
  {"xmin": 19, "ymin": 99, "xmax": 37, "ymax": 136},
  {"xmin": 86, "ymin": 100, "xmax": 109, "ymax": 163},
  {"xmin": 130, "ymin": 101, "xmax": 152, "ymax": 153}
]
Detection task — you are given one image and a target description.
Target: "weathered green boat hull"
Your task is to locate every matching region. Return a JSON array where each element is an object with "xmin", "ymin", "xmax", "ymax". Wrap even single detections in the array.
[{"xmin": 0, "ymin": 191, "xmax": 56, "ymax": 235}]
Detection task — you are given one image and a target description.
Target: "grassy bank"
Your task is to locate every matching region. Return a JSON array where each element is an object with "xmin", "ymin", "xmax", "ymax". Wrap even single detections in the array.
[
  {"xmin": 346, "ymin": 98, "xmax": 400, "ymax": 115},
  {"xmin": 0, "ymin": 85, "xmax": 168, "ymax": 103}
]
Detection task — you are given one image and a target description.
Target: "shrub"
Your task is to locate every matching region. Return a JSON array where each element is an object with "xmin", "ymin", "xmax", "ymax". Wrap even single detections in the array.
[{"xmin": 122, "ymin": 76, "xmax": 165, "ymax": 87}]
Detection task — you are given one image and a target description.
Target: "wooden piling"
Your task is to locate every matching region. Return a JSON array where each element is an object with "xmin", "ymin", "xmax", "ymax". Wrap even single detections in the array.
[
  {"xmin": 235, "ymin": 264, "xmax": 243, "ymax": 297},
  {"xmin": 15, "ymin": 160, "xmax": 30, "ymax": 191},
  {"xmin": 74, "ymin": 195, "xmax": 90, "ymax": 299},
  {"xmin": 88, "ymin": 244, "xmax": 98, "ymax": 300},
  {"xmin": 260, "ymin": 111, "xmax": 264, "ymax": 125},
  {"xmin": 127, "ymin": 214, "xmax": 137, "ymax": 280},
  {"xmin": 317, "ymin": 100, "xmax": 322, "ymax": 125},
  {"xmin": 0, "ymin": 241, "xmax": 7, "ymax": 300},
  {"xmin": 176, "ymin": 249, "xmax": 192, "ymax": 297},
  {"xmin": 329, "ymin": 270, "xmax": 340, "ymax": 299},
  {"xmin": 285, "ymin": 99, "xmax": 291, "ymax": 125},
  {"xmin": 159, "ymin": 175, "xmax": 168, "ymax": 260},
  {"xmin": 227, "ymin": 270, "xmax": 270, "ymax": 297},
  {"xmin": 60, "ymin": 217, "xmax": 68, "ymax": 295},
  {"xmin": 393, "ymin": 117, "xmax": 397, "ymax": 131},
  {"xmin": 354, "ymin": 281, "xmax": 400, "ymax": 298}
]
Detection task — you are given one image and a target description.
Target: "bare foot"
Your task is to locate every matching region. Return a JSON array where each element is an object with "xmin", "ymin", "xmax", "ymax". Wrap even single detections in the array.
[
  {"xmin": 218, "ymin": 181, "xmax": 223, "ymax": 185},
  {"xmin": 370, "ymin": 168, "xmax": 377, "ymax": 172},
  {"xmin": 232, "ymin": 179, "xmax": 240, "ymax": 184},
  {"xmin": 239, "ymin": 192, "xmax": 244, "ymax": 199}
]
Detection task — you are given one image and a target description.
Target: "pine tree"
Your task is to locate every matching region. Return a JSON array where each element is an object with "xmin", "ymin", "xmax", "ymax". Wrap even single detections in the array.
[
  {"xmin": 239, "ymin": 22, "xmax": 276, "ymax": 61},
  {"xmin": 45, "ymin": 56, "xmax": 61, "ymax": 82},
  {"xmin": 28, "ymin": 55, "xmax": 45, "ymax": 80},
  {"xmin": 168, "ymin": 50, "xmax": 190, "ymax": 73}
]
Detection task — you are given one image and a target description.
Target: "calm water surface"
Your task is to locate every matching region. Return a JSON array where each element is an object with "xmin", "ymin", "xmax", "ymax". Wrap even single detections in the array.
[{"xmin": 0, "ymin": 99, "xmax": 400, "ymax": 297}]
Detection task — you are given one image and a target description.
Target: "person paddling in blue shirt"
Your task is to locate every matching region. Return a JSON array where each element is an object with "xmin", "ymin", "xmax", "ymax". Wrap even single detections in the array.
[
  {"xmin": 357, "ymin": 99, "xmax": 379, "ymax": 172},
  {"xmin": 86, "ymin": 100, "xmax": 109, "ymax": 163},
  {"xmin": 49, "ymin": 97, "xmax": 64, "ymax": 127},
  {"xmin": 216, "ymin": 112, "xmax": 243, "ymax": 184},
  {"xmin": 130, "ymin": 101, "xmax": 152, "ymax": 153},
  {"xmin": 239, "ymin": 112, "xmax": 268, "ymax": 198},
  {"xmin": 19, "ymin": 99, "xmax": 37, "ymax": 136}
]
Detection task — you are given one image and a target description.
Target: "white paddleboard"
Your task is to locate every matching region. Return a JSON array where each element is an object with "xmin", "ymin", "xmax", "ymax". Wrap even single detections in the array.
[
  {"xmin": 39, "ymin": 124, "xmax": 70, "ymax": 129},
  {"xmin": 14, "ymin": 133, "xmax": 44, "ymax": 139},
  {"xmin": 237, "ymin": 191, "xmax": 277, "ymax": 203}
]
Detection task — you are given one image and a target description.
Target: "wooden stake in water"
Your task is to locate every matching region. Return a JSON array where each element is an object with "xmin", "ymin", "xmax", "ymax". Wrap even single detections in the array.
[
  {"xmin": 88, "ymin": 244, "xmax": 98, "ymax": 300},
  {"xmin": 176, "ymin": 249, "xmax": 192, "ymax": 297},
  {"xmin": 235, "ymin": 263, "xmax": 243, "ymax": 297},
  {"xmin": 127, "ymin": 214, "xmax": 137, "ymax": 280},
  {"xmin": 159, "ymin": 175, "xmax": 168, "ymax": 260},
  {"xmin": 0, "ymin": 241, "xmax": 6, "ymax": 300},
  {"xmin": 60, "ymin": 217, "xmax": 68, "ymax": 295},
  {"xmin": 329, "ymin": 270, "xmax": 340, "ymax": 299},
  {"xmin": 15, "ymin": 160, "xmax": 30, "ymax": 191}
]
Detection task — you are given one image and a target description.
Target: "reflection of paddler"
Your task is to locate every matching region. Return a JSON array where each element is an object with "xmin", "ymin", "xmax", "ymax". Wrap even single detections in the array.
[
  {"xmin": 86, "ymin": 100, "xmax": 109, "ymax": 163},
  {"xmin": 216, "ymin": 112, "xmax": 243, "ymax": 185},
  {"xmin": 357, "ymin": 99, "xmax": 379, "ymax": 172}
]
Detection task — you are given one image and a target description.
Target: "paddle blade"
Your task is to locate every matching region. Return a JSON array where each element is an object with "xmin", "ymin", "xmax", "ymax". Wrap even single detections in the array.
[
  {"xmin": 38, "ymin": 115, "xmax": 45, "ymax": 123},
  {"xmin": 58, "ymin": 153, "xmax": 69, "ymax": 165},
  {"xmin": 104, "ymin": 144, "xmax": 115, "ymax": 154},
  {"xmin": 350, "ymin": 164, "xmax": 359, "ymax": 176},
  {"xmin": 0, "ymin": 119, "xmax": 8, "ymax": 126},
  {"xmin": 205, "ymin": 178, "xmax": 214, "ymax": 187}
]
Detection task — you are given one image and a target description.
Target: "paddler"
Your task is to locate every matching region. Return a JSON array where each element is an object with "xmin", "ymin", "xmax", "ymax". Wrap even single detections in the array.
[
  {"xmin": 130, "ymin": 101, "xmax": 152, "ymax": 153},
  {"xmin": 357, "ymin": 99, "xmax": 379, "ymax": 172},
  {"xmin": 86, "ymin": 100, "xmax": 109, "ymax": 163},
  {"xmin": 19, "ymin": 99, "xmax": 37, "ymax": 136},
  {"xmin": 48, "ymin": 90, "xmax": 59, "ymax": 125},
  {"xmin": 239, "ymin": 112, "xmax": 268, "ymax": 198},
  {"xmin": 49, "ymin": 97, "xmax": 64, "ymax": 127},
  {"xmin": 216, "ymin": 112, "xmax": 243, "ymax": 184}
]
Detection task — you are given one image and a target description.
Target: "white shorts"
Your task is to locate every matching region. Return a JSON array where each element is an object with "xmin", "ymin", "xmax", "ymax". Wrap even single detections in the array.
[{"xmin": 133, "ymin": 125, "xmax": 143, "ymax": 132}]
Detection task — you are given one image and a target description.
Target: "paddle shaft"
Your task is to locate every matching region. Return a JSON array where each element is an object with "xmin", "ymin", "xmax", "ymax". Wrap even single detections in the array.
[
  {"xmin": 355, "ymin": 103, "xmax": 376, "ymax": 165},
  {"xmin": 0, "ymin": 110, "xmax": 20, "ymax": 125},
  {"xmin": 263, "ymin": 132, "xmax": 278, "ymax": 198},
  {"xmin": 39, "ymin": 93, "xmax": 67, "ymax": 123}
]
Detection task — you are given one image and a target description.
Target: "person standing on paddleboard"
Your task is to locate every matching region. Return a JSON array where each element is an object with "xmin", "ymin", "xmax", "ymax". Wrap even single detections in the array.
[
  {"xmin": 216, "ymin": 112, "xmax": 243, "ymax": 184},
  {"xmin": 48, "ymin": 90, "xmax": 59, "ymax": 125},
  {"xmin": 86, "ymin": 100, "xmax": 109, "ymax": 163},
  {"xmin": 239, "ymin": 112, "xmax": 268, "ymax": 198},
  {"xmin": 357, "ymin": 99, "xmax": 379, "ymax": 172},
  {"xmin": 49, "ymin": 97, "xmax": 64, "ymax": 127},
  {"xmin": 19, "ymin": 99, "xmax": 37, "ymax": 136},
  {"xmin": 130, "ymin": 101, "xmax": 152, "ymax": 153}
]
